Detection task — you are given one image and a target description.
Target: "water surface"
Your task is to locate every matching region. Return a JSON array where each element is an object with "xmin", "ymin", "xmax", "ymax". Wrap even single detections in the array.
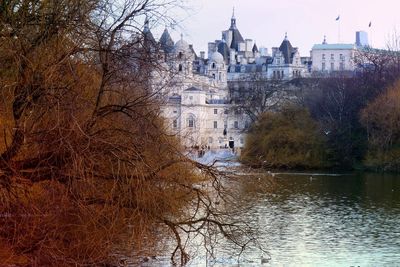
[{"xmin": 146, "ymin": 171, "xmax": 400, "ymax": 266}]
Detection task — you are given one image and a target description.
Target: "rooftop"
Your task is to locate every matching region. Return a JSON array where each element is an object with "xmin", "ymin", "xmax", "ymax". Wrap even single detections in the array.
[{"xmin": 312, "ymin": 44, "xmax": 357, "ymax": 50}]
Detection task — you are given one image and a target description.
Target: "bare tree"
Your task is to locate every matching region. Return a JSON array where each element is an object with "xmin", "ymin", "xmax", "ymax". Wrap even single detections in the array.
[
  {"xmin": 0, "ymin": 1, "xmax": 263, "ymax": 266},
  {"xmin": 228, "ymin": 73, "xmax": 297, "ymax": 123}
]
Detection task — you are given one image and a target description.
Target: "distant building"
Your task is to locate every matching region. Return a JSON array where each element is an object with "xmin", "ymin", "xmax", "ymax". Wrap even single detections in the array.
[
  {"xmin": 157, "ymin": 30, "xmax": 249, "ymax": 150},
  {"xmin": 310, "ymin": 31, "xmax": 371, "ymax": 74},
  {"xmin": 310, "ymin": 36, "xmax": 357, "ymax": 73},
  {"xmin": 147, "ymin": 11, "xmax": 326, "ymax": 150},
  {"xmin": 205, "ymin": 11, "xmax": 309, "ymax": 81},
  {"xmin": 356, "ymin": 31, "xmax": 369, "ymax": 47}
]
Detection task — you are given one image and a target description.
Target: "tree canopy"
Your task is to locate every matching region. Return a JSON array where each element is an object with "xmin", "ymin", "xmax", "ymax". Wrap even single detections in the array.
[{"xmin": 241, "ymin": 106, "xmax": 328, "ymax": 169}]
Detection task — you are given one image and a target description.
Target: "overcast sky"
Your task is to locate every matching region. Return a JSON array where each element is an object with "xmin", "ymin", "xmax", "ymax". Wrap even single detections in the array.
[{"xmin": 154, "ymin": 0, "xmax": 400, "ymax": 56}]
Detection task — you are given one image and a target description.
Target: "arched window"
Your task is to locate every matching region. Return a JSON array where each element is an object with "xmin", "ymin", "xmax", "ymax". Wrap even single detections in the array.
[
  {"xmin": 212, "ymin": 63, "xmax": 216, "ymax": 69},
  {"xmin": 178, "ymin": 52, "xmax": 183, "ymax": 59},
  {"xmin": 212, "ymin": 73, "xmax": 216, "ymax": 80},
  {"xmin": 188, "ymin": 114, "xmax": 195, "ymax": 128},
  {"xmin": 178, "ymin": 64, "xmax": 183, "ymax": 72}
]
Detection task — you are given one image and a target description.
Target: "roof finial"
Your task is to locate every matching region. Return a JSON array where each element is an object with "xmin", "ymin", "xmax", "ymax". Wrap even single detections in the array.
[
  {"xmin": 285, "ymin": 32, "xmax": 288, "ymax": 40},
  {"xmin": 323, "ymin": 35, "xmax": 327, "ymax": 44},
  {"xmin": 230, "ymin": 6, "xmax": 237, "ymax": 29}
]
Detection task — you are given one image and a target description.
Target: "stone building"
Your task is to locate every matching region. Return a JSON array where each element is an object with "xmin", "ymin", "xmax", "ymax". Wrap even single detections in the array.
[
  {"xmin": 205, "ymin": 11, "xmax": 309, "ymax": 81},
  {"xmin": 151, "ymin": 11, "xmax": 311, "ymax": 151},
  {"xmin": 310, "ymin": 36, "xmax": 357, "ymax": 73},
  {"xmin": 158, "ymin": 30, "xmax": 248, "ymax": 150}
]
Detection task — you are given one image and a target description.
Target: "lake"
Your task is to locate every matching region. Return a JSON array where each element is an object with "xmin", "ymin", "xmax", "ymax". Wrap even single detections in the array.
[{"xmin": 142, "ymin": 170, "xmax": 400, "ymax": 266}]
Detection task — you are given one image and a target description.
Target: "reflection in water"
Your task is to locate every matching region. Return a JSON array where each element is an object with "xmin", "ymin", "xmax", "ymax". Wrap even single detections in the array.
[
  {"xmin": 149, "ymin": 171, "xmax": 400, "ymax": 266},
  {"xmin": 238, "ymin": 172, "xmax": 400, "ymax": 267}
]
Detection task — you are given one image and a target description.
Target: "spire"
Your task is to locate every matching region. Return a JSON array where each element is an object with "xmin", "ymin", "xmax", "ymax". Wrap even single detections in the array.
[
  {"xmin": 230, "ymin": 6, "xmax": 237, "ymax": 29},
  {"xmin": 160, "ymin": 27, "xmax": 174, "ymax": 53},
  {"xmin": 144, "ymin": 16, "xmax": 150, "ymax": 33},
  {"xmin": 322, "ymin": 35, "xmax": 327, "ymax": 44},
  {"xmin": 142, "ymin": 16, "xmax": 156, "ymax": 49},
  {"xmin": 279, "ymin": 34, "xmax": 294, "ymax": 64},
  {"xmin": 252, "ymin": 42, "xmax": 259, "ymax": 53}
]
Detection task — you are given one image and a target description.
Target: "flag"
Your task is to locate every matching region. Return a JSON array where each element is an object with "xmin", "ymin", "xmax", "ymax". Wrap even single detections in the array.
[
  {"xmin": 369, "ymin": 21, "xmax": 372, "ymax": 27},
  {"xmin": 336, "ymin": 15, "xmax": 340, "ymax": 21}
]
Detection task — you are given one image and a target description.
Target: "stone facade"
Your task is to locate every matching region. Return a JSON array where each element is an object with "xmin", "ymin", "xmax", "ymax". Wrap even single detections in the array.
[
  {"xmin": 151, "ymin": 12, "xmax": 311, "ymax": 150},
  {"xmin": 310, "ymin": 37, "xmax": 357, "ymax": 73}
]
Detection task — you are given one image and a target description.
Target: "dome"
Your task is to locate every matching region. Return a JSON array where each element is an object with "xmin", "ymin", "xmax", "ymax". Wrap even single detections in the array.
[
  {"xmin": 174, "ymin": 38, "xmax": 190, "ymax": 53},
  {"xmin": 210, "ymin": 51, "xmax": 224, "ymax": 64}
]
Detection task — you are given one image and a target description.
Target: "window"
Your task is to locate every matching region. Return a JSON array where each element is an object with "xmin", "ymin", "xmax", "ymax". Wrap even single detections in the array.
[
  {"xmin": 173, "ymin": 110, "xmax": 177, "ymax": 114},
  {"xmin": 331, "ymin": 54, "xmax": 334, "ymax": 60},
  {"xmin": 219, "ymin": 72, "xmax": 222, "ymax": 81},
  {"xmin": 213, "ymin": 121, "xmax": 218, "ymax": 129},
  {"xmin": 178, "ymin": 64, "xmax": 183, "ymax": 72},
  {"xmin": 224, "ymin": 121, "xmax": 228, "ymax": 129},
  {"xmin": 322, "ymin": 62, "xmax": 326, "ymax": 71},
  {"xmin": 331, "ymin": 62, "xmax": 334, "ymax": 71},
  {"xmin": 340, "ymin": 54, "xmax": 344, "ymax": 60},
  {"xmin": 212, "ymin": 63, "xmax": 216, "ymax": 69},
  {"xmin": 178, "ymin": 52, "xmax": 183, "ymax": 59},
  {"xmin": 189, "ymin": 95, "xmax": 193, "ymax": 100},
  {"xmin": 173, "ymin": 119, "xmax": 177, "ymax": 128},
  {"xmin": 212, "ymin": 73, "xmax": 216, "ymax": 80},
  {"xmin": 234, "ymin": 121, "xmax": 239, "ymax": 129},
  {"xmin": 208, "ymin": 137, "xmax": 213, "ymax": 144},
  {"xmin": 214, "ymin": 109, "xmax": 218, "ymax": 114},
  {"xmin": 281, "ymin": 70, "xmax": 284, "ymax": 78},
  {"xmin": 245, "ymin": 121, "xmax": 249, "ymax": 129},
  {"xmin": 224, "ymin": 109, "xmax": 229, "ymax": 114},
  {"xmin": 240, "ymin": 138, "xmax": 244, "ymax": 144},
  {"xmin": 340, "ymin": 62, "xmax": 344, "ymax": 71},
  {"xmin": 322, "ymin": 54, "xmax": 326, "ymax": 60},
  {"xmin": 188, "ymin": 115, "xmax": 195, "ymax": 128}
]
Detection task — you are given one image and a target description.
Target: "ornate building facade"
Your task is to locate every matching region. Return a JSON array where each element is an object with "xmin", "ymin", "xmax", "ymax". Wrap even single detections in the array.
[{"xmin": 151, "ymin": 12, "xmax": 310, "ymax": 150}]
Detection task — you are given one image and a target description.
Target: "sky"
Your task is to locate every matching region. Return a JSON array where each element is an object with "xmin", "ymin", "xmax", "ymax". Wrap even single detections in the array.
[{"xmin": 153, "ymin": 0, "xmax": 400, "ymax": 57}]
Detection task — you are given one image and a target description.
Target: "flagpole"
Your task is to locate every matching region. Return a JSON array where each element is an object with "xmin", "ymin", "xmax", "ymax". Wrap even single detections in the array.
[
  {"xmin": 336, "ymin": 15, "xmax": 341, "ymax": 43},
  {"xmin": 369, "ymin": 22, "xmax": 372, "ymax": 47}
]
